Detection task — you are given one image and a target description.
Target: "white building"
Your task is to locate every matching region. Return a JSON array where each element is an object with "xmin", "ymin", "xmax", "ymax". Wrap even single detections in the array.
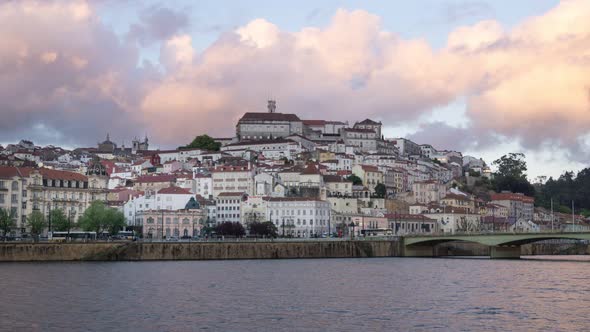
[
  {"xmin": 123, "ymin": 186, "xmax": 194, "ymax": 225},
  {"xmin": 211, "ymin": 164, "xmax": 255, "ymax": 197},
  {"xmin": 265, "ymin": 197, "xmax": 331, "ymax": 238},
  {"xmin": 216, "ymin": 192, "xmax": 246, "ymax": 224}
]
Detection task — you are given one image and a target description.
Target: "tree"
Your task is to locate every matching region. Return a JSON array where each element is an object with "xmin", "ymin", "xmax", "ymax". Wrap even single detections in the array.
[
  {"xmin": 50, "ymin": 209, "xmax": 75, "ymax": 232},
  {"xmin": 214, "ymin": 222, "xmax": 245, "ymax": 237},
  {"xmin": 374, "ymin": 183, "xmax": 386, "ymax": 198},
  {"xmin": 78, "ymin": 201, "xmax": 126, "ymax": 235},
  {"xmin": 27, "ymin": 211, "xmax": 47, "ymax": 241},
  {"xmin": 491, "ymin": 153, "xmax": 535, "ymax": 196},
  {"xmin": 347, "ymin": 174, "xmax": 363, "ymax": 186},
  {"xmin": 184, "ymin": 135, "xmax": 221, "ymax": 151},
  {"xmin": 248, "ymin": 221, "xmax": 278, "ymax": 238},
  {"xmin": 0, "ymin": 208, "xmax": 16, "ymax": 238}
]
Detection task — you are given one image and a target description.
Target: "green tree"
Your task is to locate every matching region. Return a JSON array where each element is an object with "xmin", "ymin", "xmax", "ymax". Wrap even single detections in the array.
[
  {"xmin": 492, "ymin": 153, "xmax": 535, "ymax": 196},
  {"xmin": 104, "ymin": 208, "xmax": 126, "ymax": 235},
  {"xmin": 374, "ymin": 183, "xmax": 387, "ymax": 198},
  {"xmin": 184, "ymin": 135, "xmax": 221, "ymax": 151},
  {"xmin": 79, "ymin": 201, "xmax": 126, "ymax": 235},
  {"xmin": 50, "ymin": 209, "xmax": 75, "ymax": 232},
  {"xmin": 0, "ymin": 208, "xmax": 16, "ymax": 238},
  {"xmin": 27, "ymin": 211, "xmax": 47, "ymax": 242},
  {"xmin": 214, "ymin": 222, "xmax": 245, "ymax": 237},
  {"xmin": 248, "ymin": 221, "xmax": 278, "ymax": 238},
  {"xmin": 347, "ymin": 174, "xmax": 363, "ymax": 186}
]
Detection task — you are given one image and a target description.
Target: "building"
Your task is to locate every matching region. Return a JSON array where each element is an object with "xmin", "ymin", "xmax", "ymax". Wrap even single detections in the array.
[
  {"xmin": 236, "ymin": 101, "xmax": 303, "ymax": 141},
  {"xmin": 352, "ymin": 164, "xmax": 384, "ymax": 193},
  {"xmin": 341, "ymin": 128, "xmax": 378, "ymax": 152},
  {"xmin": 491, "ymin": 192, "xmax": 534, "ymax": 222},
  {"xmin": 139, "ymin": 207, "xmax": 205, "ymax": 239},
  {"xmin": 211, "ymin": 164, "xmax": 255, "ymax": 197},
  {"xmin": 412, "ymin": 180, "xmax": 447, "ymax": 204},
  {"xmin": 385, "ymin": 213, "xmax": 438, "ymax": 235},
  {"xmin": 353, "ymin": 119, "xmax": 382, "ymax": 138},
  {"xmin": 133, "ymin": 174, "xmax": 176, "ymax": 192},
  {"xmin": 216, "ymin": 192, "xmax": 246, "ymax": 224},
  {"xmin": 0, "ymin": 166, "xmax": 108, "ymax": 235},
  {"xmin": 221, "ymin": 139, "xmax": 302, "ymax": 160},
  {"xmin": 265, "ymin": 197, "xmax": 331, "ymax": 238},
  {"xmin": 391, "ymin": 138, "xmax": 421, "ymax": 157},
  {"xmin": 123, "ymin": 186, "xmax": 195, "ymax": 225}
]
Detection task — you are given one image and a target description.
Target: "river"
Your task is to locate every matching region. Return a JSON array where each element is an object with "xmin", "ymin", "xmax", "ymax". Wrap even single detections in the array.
[{"xmin": 1, "ymin": 257, "xmax": 589, "ymax": 331}]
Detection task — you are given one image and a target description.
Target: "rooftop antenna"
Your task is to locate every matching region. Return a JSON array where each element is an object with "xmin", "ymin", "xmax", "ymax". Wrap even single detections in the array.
[{"xmin": 267, "ymin": 99, "xmax": 276, "ymax": 113}]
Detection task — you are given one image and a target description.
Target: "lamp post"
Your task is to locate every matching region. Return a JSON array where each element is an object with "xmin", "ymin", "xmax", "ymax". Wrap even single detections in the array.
[{"xmin": 349, "ymin": 221, "xmax": 356, "ymax": 240}]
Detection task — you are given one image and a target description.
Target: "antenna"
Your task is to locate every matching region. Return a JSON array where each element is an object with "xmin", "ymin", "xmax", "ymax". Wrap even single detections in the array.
[{"xmin": 267, "ymin": 100, "xmax": 276, "ymax": 113}]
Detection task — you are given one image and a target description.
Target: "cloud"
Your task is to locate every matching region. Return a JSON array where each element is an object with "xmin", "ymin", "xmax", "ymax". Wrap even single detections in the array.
[
  {"xmin": 127, "ymin": 5, "xmax": 190, "ymax": 46},
  {"xmin": 1, "ymin": 0, "xmax": 590, "ymax": 162}
]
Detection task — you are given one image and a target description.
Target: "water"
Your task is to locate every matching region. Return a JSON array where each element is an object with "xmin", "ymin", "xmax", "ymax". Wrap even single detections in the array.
[{"xmin": 1, "ymin": 257, "xmax": 590, "ymax": 331}]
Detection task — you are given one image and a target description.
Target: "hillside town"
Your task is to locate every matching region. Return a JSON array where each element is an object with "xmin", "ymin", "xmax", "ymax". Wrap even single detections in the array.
[{"xmin": 1, "ymin": 101, "xmax": 588, "ymax": 239}]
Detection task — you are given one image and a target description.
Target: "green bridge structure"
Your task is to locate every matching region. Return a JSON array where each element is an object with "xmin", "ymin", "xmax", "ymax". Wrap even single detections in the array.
[{"xmin": 402, "ymin": 232, "xmax": 590, "ymax": 259}]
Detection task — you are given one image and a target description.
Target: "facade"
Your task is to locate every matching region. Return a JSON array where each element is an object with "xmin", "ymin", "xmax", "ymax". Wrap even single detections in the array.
[
  {"xmin": 216, "ymin": 192, "xmax": 246, "ymax": 224},
  {"xmin": 221, "ymin": 139, "xmax": 302, "ymax": 160},
  {"xmin": 211, "ymin": 164, "xmax": 255, "ymax": 197},
  {"xmin": 391, "ymin": 138, "xmax": 421, "ymax": 157},
  {"xmin": 123, "ymin": 186, "xmax": 194, "ymax": 225},
  {"xmin": 140, "ymin": 208, "xmax": 205, "ymax": 239},
  {"xmin": 353, "ymin": 119, "xmax": 382, "ymax": 138},
  {"xmin": 341, "ymin": 128, "xmax": 378, "ymax": 152},
  {"xmin": 236, "ymin": 103, "xmax": 303, "ymax": 141},
  {"xmin": 412, "ymin": 180, "xmax": 447, "ymax": 204},
  {"xmin": 352, "ymin": 164, "xmax": 384, "ymax": 193},
  {"xmin": 265, "ymin": 197, "xmax": 331, "ymax": 238},
  {"xmin": 0, "ymin": 166, "xmax": 108, "ymax": 234},
  {"xmin": 491, "ymin": 192, "xmax": 535, "ymax": 222},
  {"xmin": 133, "ymin": 174, "xmax": 176, "ymax": 192},
  {"xmin": 385, "ymin": 214, "xmax": 438, "ymax": 235}
]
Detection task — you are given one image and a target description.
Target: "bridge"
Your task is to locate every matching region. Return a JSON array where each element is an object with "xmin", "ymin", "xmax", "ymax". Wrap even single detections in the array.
[{"xmin": 402, "ymin": 232, "xmax": 590, "ymax": 259}]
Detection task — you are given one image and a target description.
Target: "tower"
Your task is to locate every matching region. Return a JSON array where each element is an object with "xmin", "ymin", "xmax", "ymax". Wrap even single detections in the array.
[{"xmin": 267, "ymin": 100, "xmax": 276, "ymax": 113}]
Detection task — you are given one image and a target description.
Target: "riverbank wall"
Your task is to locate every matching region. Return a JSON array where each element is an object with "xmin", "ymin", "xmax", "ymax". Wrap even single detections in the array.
[
  {"xmin": 0, "ymin": 240, "xmax": 403, "ymax": 262},
  {"xmin": 0, "ymin": 240, "xmax": 588, "ymax": 262}
]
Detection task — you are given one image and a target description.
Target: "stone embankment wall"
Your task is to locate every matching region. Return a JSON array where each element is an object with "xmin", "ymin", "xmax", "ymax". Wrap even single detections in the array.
[
  {"xmin": 0, "ymin": 240, "xmax": 403, "ymax": 262},
  {"xmin": 436, "ymin": 242, "xmax": 590, "ymax": 256}
]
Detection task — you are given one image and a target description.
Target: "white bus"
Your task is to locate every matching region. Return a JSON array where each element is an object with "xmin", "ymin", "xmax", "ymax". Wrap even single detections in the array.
[{"xmin": 48, "ymin": 231, "xmax": 97, "ymax": 242}]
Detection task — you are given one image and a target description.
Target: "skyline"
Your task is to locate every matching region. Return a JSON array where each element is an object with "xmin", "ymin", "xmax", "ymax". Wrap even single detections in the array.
[{"xmin": 1, "ymin": 0, "xmax": 588, "ymax": 179}]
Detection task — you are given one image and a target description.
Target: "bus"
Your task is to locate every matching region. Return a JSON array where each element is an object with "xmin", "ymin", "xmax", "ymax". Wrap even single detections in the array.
[
  {"xmin": 116, "ymin": 231, "xmax": 135, "ymax": 240},
  {"xmin": 48, "ymin": 231, "xmax": 97, "ymax": 242}
]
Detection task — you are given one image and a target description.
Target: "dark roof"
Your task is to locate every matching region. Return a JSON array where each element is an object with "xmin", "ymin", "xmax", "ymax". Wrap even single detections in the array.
[
  {"xmin": 136, "ymin": 174, "xmax": 176, "ymax": 183},
  {"xmin": 323, "ymin": 175, "xmax": 351, "ymax": 183},
  {"xmin": 301, "ymin": 163, "xmax": 320, "ymax": 175},
  {"xmin": 224, "ymin": 139, "xmax": 295, "ymax": 148},
  {"xmin": 239, "ymin": 112, "xmax": 301, "ymax": 122},
  {"xmin": 356, "ymin": 119, "xmax": 381, "ymax": 125},
  {"xmin": 342, "ymin": 128, "xmax": 376, "ymax": 133}
]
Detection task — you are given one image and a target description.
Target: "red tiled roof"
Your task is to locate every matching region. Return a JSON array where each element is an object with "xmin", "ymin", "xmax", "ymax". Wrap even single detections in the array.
[
  {"xmin": 158, "ymin": 186, "xmax": 192, "ymax": 195},
  {"xmin": 39, "ymin": 168, "xmax": 88, "ymax": 181},
  {"xmin": 303, "ymin": 120, "xmax": 326, "ymax": 126},
  {"xmin": 491, "ymin": 192, "xmax": 534, "ymax": 203},
  {"xmin": 136, "ymin": 174, "xmax": 176, "ymax": 183},
  {"xmin": 301, "ymin": 163, "xmax": 320, "ymax": 175},
  {"xmin": 361, "ymin": 165, "xmax": 379, "ymax": 172}
]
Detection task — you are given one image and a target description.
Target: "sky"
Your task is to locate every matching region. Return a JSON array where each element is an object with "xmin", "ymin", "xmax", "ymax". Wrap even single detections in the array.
[{"xmin": 0, "ymin": 0, "xmax": 589, "ymax": 180}]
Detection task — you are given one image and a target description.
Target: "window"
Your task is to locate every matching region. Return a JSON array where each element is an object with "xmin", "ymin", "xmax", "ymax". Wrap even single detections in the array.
[
  {"xmin": 147, "ymin": 217, "xmax": 154, "ymax": 224},
  {"xmin": 11, "ymin": 194, "xmax": 18, "ymax": 204},
  {"xmin": 166, "ymin": 218, "xmax": 171, "ymax": 224},
  {"xmin": 12, "ymin": 181, "xmax": 19, "ymax": 190}
]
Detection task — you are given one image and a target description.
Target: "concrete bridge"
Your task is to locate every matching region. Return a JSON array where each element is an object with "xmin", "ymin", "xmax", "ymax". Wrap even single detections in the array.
[{"xmin": 402, "ymin": 232, "xmax": 590, "ymax": 259}]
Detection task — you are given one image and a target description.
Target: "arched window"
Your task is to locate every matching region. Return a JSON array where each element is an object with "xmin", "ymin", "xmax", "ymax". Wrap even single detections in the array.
[
  {"xmin": 11, "ymin": 181, "xmax": 18, "ymax": 190},
  {"xmin": 182, "ymin": 218, "xmax": 190, "ymax": 224},
  {"xmin": 147, "ymin": 217, "xmax": 154, "ymax": 224},
  {"xmin": 173, "ymin": 228, "xmax": 179, "ymax": 237}
]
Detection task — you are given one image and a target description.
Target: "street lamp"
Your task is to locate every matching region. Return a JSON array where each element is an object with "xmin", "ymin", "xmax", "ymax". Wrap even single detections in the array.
[{"xmin": 349, "ymin": 221, "xmax": 356, "ymax": 240}]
